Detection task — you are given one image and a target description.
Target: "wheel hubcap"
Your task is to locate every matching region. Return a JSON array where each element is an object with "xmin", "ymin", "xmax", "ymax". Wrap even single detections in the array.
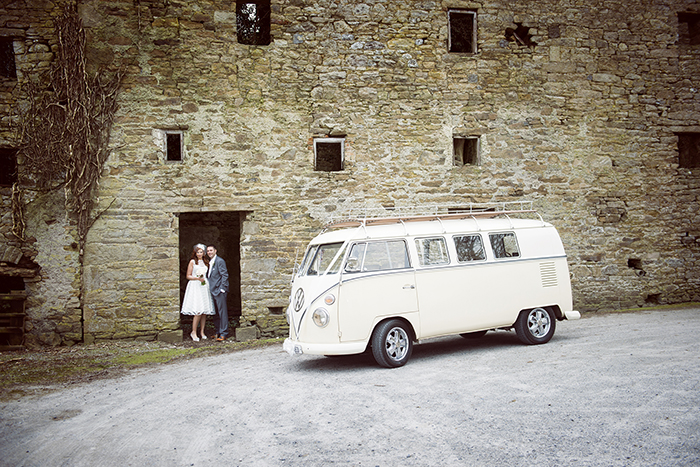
[
  {"xmin": 385, "ymin": 327, "xmax": 409, "ymax": 361},
  {"xmin": 527, "ymin": 308, "xmax": 551, "ymax": 337}
]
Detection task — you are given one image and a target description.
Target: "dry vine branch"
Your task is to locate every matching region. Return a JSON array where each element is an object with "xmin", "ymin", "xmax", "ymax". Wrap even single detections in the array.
[
  {"xmin": 16, "ymin": 1, "xmax": 122, "ymax": 247},
  {"xmin": 11, "ymin": 183, "xmax": 25, "ymax": 241}
]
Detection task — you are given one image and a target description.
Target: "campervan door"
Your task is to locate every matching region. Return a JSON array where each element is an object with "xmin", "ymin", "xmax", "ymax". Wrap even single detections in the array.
[{"xmin": 337, "ymin": 237, "xmax": 418, "ymax": 343}]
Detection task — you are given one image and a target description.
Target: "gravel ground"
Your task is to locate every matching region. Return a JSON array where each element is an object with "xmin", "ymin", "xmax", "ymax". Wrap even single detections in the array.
[{"xmin": 1, "ymin": 307, "xmax": 699, "ymax": 467}]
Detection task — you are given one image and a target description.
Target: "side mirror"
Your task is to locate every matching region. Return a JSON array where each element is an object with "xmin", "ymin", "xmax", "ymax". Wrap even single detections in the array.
[{"xmin": 345, "ymin": 257, "xmax": 359, "ymax": 272}]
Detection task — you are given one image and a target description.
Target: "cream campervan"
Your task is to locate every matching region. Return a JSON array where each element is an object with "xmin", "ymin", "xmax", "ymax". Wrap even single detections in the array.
[{"xmin": 283, "ymin": 203, "xmax": 580, "ymax": 368}]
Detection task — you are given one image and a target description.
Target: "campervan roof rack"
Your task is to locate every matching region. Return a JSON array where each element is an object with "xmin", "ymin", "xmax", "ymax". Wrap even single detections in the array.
[{"xmin": 325, "ymin": 201, "xmax": 537, "ymax": 229}]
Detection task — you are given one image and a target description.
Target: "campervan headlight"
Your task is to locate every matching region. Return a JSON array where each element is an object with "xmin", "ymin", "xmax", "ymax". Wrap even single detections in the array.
[
  {"xmin": 312, "ymin": 308, "xmax": 330, "ymax": 328},
  {"xmin": 324, "ymin": 294, "xmax": 336, "ymax": 305}
]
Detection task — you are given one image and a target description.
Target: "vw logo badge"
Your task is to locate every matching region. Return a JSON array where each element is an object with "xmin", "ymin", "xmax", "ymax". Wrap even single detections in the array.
[{"xmin": 293, "ymin": 288, "xmax": 305, "ymax": 312}]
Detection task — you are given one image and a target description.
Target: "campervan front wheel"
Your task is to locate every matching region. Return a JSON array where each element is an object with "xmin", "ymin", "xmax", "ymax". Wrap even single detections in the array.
[
  {"xmin": 371, "ymin": 319, "xmax": 413, "ymax": 368},
  {"xmin": 514, "ymin": 307, "xmax": 556, "ymax": 345}
]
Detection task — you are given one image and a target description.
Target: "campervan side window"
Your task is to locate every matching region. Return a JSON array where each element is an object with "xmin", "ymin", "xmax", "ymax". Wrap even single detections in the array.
[
  {"xmin": 489, "ymin": 232, "xmax": 520, "ymax": 258},
  {"xmin": 415, "ymin": 237, "xmax": 450, "ymax": 266},
  {"xmin": 344, "ymin": 240, "xmax": 410, "ymax": 273},
  {"xmin": 305, "ymin": 242, "xmax": 344, "ymax": 275},
  {"xmin": 454, "ymin": 234, "xmax": 486, "ymax": 262}
]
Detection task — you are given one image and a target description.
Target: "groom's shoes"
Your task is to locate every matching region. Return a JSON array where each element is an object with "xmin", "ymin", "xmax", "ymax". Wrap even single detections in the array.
[{"xmin": 216, "ymin": 336, "xmax": 226, "ymax": 342}]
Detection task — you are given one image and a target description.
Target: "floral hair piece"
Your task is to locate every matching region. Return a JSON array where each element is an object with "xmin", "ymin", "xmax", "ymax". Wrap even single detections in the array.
[{"xmin": 194, "ymin": 243, "xmax": 206, "ymax": 251}]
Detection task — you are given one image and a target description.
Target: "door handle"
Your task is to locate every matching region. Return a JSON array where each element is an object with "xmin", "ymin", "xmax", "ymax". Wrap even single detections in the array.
[{"xmin": 403, "ymin": 284, "xmax": 415, "ymax": 289}]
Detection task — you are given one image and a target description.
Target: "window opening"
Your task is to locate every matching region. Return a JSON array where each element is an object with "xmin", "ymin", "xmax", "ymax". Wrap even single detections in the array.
[
  {"xmin": 678, "ymin": 12, "xmax": 700, "ymax": 45},
  {"xmin": 415, "ymin": 237, "xmax": 450, "ymax": 266},
  {"xmin": 489, "ymin": 232, "xmax": 520, "ymax": 258},
  {"xmin": 237, "ymin": 1, "xmax": 271, "ymax": 45},
  {"xmin": 677, "ymin": 132, "xmax": 700, "ymax": 168},
  {"xmin": 448, "ymin": 9, "xmax": 477, "ymax": 53},
  {"xmin": 344, "ymin": 241, "xmax": 410, "ymax": 273},
  {"xmin": 454, "ymin": 137, "xmax": 479, "ymax": 166},
  {"xmin": 505, "ymin": 23, "xmax": 537, "ymax": 48},
  {"xmin": 166, "ymin": 132, "xmax": 182, "ymax": 161},
  {"xmin": 0, "ymin": 37, "xmax": 16, "ymax": 79},
  {"xmin": 0, "ymin": 148, "xmax": 17, "ymax": 186},
  {"xmin": 627, "ymin": 258, "xmax": 646, "ymax": 276},
  {"xmin": 454, "ymin": 235, "xmax": 486, "ymax": 262},
  {"xmin": 314, "ymin": 137, "xmax": 344, "ymax": 172}
]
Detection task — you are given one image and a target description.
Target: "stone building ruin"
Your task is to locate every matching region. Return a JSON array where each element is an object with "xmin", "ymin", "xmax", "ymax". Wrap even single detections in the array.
[{"xmin": 0, "ymin": 0, "xmax": 699, "ymax": 347}]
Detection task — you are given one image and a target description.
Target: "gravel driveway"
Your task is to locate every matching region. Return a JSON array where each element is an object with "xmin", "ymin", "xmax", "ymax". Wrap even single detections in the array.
[{"xmin": 1, "ymin": 307, "xmax": 699, "ymax": 467}]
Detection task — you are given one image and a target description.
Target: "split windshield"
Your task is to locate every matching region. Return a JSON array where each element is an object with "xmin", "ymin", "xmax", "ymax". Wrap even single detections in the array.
[{"xmin": 300, "ymin": 242, "xmax": 345, "ymax": 276}]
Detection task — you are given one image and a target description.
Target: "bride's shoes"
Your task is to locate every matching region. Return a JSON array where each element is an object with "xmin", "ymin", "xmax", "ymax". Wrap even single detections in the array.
[
  {"xmin": 201, "ymin": 334, "xmax": 207, "ymax": 340},
  {"xmin": 190, "ymin": 333, "xmax": 200, "ymax": 342}
]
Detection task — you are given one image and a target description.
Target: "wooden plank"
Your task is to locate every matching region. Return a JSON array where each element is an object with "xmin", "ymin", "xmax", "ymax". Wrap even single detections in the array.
[
  {"xmin": 326, "ymin": 210, "xmax": 537, "ymax": 229},
  {"xmin": 0, "ymin": 292, "xmax": 27, "ymax": 300}
]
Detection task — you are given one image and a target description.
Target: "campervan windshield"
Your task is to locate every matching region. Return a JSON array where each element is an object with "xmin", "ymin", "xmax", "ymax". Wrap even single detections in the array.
[{"xmin": 299, "ymin": 242, "xmax": 344, "ymax": 276}]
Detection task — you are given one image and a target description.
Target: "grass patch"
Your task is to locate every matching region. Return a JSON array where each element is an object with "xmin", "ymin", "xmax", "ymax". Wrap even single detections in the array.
[{"xmin": 112, "ymin": 348, "xmax": 199, "ymax": 365}]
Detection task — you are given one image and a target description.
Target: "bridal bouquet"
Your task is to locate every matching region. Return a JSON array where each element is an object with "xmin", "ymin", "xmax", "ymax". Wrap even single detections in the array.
[{"xmin": 198, "ymin": 274, "xmax": 207, "ymax": 286}]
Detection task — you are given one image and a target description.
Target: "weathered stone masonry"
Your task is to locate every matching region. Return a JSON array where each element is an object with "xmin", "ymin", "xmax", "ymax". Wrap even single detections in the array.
[{"xmin": 0, "ymin": 0, "xmax": 698, "ymax": 346}]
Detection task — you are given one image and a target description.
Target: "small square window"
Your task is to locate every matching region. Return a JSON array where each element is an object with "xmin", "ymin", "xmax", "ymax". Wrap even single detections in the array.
[
  {"xmin": 678, "ymin": 12, "xmax": 700, "ymax": 45},
  {"xmin": 454, "ymin": 137, "xmax": 479, "ymax": 166},
  {"xmin": 448, "ymin": 9, "xmax": 477, "ymax": 54},
  {"xmin": 677, "ymin": 132, "xmax": 700, "ymax": 168},
  {"xmin": 166, "ymin": 132, "xmax": 183, "ymax": 161},
  {"xmin": 454, "ymin": 234, "xmax": 486, "ymax": 262},
  {"xmin": 0, "ymin": 37, "xmax": 17, "ymax": 79},
  {"xmin": 314, "ymin": 138, "xmax": 344, "ymax": 172},
  {"xmin": 0, "ymin": 148, "xmax": 18, "ymax": 186},
  {"xmin": 237, "ymin": 1, "xmax": 271, "ymax": 45},
  {"xmin": 489, "ymin": 232, "xmax": 520, "ymax": 259}
]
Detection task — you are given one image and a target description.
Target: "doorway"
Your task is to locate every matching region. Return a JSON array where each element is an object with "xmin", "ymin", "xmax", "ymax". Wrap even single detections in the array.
[{"xmin": 178, "ymin": 211, "xmax": 245, "ymax": 333}]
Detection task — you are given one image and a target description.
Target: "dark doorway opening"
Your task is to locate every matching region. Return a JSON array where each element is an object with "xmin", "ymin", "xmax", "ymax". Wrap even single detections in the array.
[
  {"xmin": 178, "ymin": 211, "xmax": 246, "ymax": 335},
  {"xmin": 0, "ymin": 275, "xmax": 26, "ymax": 350}
]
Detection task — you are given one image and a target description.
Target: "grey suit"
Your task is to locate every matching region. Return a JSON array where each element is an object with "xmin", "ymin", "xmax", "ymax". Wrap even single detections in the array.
[{"xmin": 208, "ymin": 255, "xmax": 229, "ymax": 338}]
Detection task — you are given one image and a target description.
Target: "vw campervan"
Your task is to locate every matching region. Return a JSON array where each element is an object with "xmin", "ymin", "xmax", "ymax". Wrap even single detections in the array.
[{"xmin": 283, "ymin": 203, "xmax": 580, "ymax": 368}]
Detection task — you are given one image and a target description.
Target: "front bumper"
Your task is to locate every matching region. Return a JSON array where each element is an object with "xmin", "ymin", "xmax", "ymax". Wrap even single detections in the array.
[
  {"xmin": 283, "ymin": 338, "xmax": 304, "ymax": 356},
  {"xmin": 283, "ymin": 338, "xmax": 367, "ymax": 357}
]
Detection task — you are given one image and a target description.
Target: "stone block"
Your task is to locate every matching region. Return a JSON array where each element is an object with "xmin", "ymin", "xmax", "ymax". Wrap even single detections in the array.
[
  {"xmin": 158, "ymin": 330, "xmax": 183, "ymax": 343},
  {"xmin": 1, "ymin": 244, "xmax": 22, "ymax": 264},
  {"xmin": 236, "ymin": 326, "xmax": 258, "ymax": 342}
]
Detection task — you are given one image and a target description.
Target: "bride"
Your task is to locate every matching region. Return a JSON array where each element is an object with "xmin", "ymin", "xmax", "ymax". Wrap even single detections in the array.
[{"xmin": 181, "ymin": 243, "xmax": 215, "ymax": 341}]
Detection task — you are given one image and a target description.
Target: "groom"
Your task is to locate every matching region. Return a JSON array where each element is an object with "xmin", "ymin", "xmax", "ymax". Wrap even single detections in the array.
[{"xmin": 207, "ymin": 245, "xmax": 229, "ymax": 341}]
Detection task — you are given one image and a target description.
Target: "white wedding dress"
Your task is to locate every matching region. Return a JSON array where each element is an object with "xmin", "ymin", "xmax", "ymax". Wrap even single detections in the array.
[{"xmin": 181, "ymin": 260, "xmax": 215, "ymax": 315}]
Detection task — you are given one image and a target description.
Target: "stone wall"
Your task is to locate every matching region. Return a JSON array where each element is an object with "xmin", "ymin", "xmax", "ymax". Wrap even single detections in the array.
[
  {"xmin": 1, "ymin": 0, "xmax": 699, "ymax": 346},
  {"xmin": 0, "ymin": 1, "xmax": 85, "ymax": 347}
]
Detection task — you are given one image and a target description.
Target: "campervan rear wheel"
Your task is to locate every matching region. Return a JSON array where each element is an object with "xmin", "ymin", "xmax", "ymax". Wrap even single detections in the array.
[
  {"xmin": 514, "ymin": 307, "xmax": 556, "ymax": 345},
  {"xmin": 371, "ymin": 319, "xmax": 413, "ymax": 368}
]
